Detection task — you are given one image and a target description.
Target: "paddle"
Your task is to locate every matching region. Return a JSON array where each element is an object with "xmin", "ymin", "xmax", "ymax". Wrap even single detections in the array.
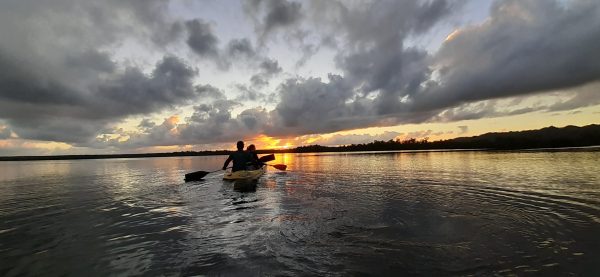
[
  {"xmin": 258, "ymin": 154, "xmax": 275, "ymax": 163},
  {"xmin": 258, "ymin": 154, "xmax": 287, "ymax": 170},
  {"xmin": 184, "ymin": 168, "xmax": 225, "ymax": 182}
]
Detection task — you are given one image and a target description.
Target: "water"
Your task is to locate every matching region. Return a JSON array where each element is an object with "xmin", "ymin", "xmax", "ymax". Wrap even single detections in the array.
[{"xmin": 1, "ymin": 150, "xmax": 599, "ymax": 276}]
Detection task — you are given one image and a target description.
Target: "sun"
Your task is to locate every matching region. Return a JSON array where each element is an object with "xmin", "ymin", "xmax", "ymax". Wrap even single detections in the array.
[{"xmin": 251, "ymin": 135, "xmax": 295, "ymax": 150}]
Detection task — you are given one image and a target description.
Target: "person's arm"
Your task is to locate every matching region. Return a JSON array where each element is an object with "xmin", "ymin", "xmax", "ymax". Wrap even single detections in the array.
[{"xmin": 223, "ymin": 155, "xmax": 233, "ymax": 170}]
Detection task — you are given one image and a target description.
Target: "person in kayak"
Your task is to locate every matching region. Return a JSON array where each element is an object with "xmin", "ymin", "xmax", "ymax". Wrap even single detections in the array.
[
  {"xmin": 223, "ymin": 141, "xmax": 252, "ymax": 172},
  {"xmin": 246, "ymin": 144, "xmax": 263, "ymax": 170}
]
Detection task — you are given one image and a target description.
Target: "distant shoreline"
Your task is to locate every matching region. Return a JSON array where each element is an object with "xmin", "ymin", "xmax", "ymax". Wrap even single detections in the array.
[
  {"xmin": 1, "ymin": 124, "xmax": 599, "ymax": 162},
  {"xmin": 1, "ymin": 146, "xmax": 599, "ymax": 162},
  {"xmin": 1, "ymin": 145, "xmax": 599, "ymax": 162}
]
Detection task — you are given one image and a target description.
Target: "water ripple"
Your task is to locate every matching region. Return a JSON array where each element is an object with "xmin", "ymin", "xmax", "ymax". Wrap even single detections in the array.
[{"xmin": 1, "ymin": 151, "xmax": 599, "ymax": 275}]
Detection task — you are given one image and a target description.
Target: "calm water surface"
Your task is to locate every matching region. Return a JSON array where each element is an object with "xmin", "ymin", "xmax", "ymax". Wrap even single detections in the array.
[{"xmin": 1, "ymin": 151, "xmax": 599, "ymax": 276}]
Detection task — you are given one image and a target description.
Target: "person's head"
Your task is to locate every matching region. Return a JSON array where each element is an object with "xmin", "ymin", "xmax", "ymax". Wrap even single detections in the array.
[
  {"xmin": 247, "ymin": 144, "xmax": 256, "ymax": 152},
  {"xmin": 236, "ymin": 141, "xmax": 244, "ymax": 150}
]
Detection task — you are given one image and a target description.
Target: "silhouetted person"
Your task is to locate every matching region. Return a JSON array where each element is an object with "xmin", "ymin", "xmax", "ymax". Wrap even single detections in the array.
[
  {"xmin": 246, "ymin": 144, "xmax": 263, "ymax": 170},
  {"xmin": 223, "ymin": 141, "xmax": 252, "ymax": 172}
]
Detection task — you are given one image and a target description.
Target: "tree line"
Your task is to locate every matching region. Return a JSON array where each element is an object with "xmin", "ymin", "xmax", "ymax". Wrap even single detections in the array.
[{"xmin": 290, "ymin": 124, "xmax": 600, "ymax": 152}]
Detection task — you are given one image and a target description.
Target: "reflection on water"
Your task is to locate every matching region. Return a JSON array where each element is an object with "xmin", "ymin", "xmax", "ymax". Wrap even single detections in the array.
[{"xmin": 1, "ymin": 151, "xmax": 599, "ymax": 275}]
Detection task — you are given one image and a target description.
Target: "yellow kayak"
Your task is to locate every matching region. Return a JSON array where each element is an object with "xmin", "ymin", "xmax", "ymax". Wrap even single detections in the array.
[{"xmin": 223, "ymin": 165, "xmax": 266, "ymax": 180}]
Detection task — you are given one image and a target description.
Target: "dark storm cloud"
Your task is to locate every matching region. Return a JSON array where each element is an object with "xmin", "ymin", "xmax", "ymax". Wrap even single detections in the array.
[
  {"xmin": 96, "ymin": 56, "xmax": 198, "ymax": 116},
  {"xmin": 9, "ymin": 118, "xmax": 114, "ymax": 144},
  {"xmin": 0, "ymin": 53, "xmax": 84, "ymax": 105},
  {"xmin": 268, "ymin": 74, "xmax": 361, "ymax": 136},
  {"xmin": 260, "ymin": 0, "xmax": 454, "ymax": 136},
  {"xmin": 64, "ymin": 50, "xmax": 116, "ymax": 73},
  {"xmin": 185, "ymin": 19, "xmax": 219, "ymax": 57},
  {"xmin": 330, "ymin": 0, "xmax": 454, "ymax": 114},
  {"xmin": 414, "ymin": 0, "xmax": 600, "ymax": 112},
  {"xmin": 413, "ymin": 0, "xmax": 452, "ymax": 33},
  {"xmin": 263, "ymin": 0, "xmax": 303, "ymax": 32},
  {"xmin": 244, "ymin": 0, "xmax": 304, "ymax": 39},
  {"xmin": 0, "ymin": 55, "xmax": 200, "ymax": 144},
  {"xmin": 261, "ymin": 0, "xmax": 600, "ymax": 138},
  {"xmin": 0, "ymin": 0, "xmax": 214, "ymax": 145}
]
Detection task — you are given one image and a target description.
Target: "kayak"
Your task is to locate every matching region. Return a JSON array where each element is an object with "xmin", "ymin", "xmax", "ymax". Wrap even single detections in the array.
[{"xmin": 223, "ymin": 165, "xmax": 266, "ymax": 180}]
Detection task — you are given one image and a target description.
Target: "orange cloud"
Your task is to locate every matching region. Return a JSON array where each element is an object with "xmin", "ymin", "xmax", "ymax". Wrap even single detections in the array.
[
  {"xmin": 249, "ymin": 135, "xmax": 299, "ymax": 150},
  {"xmin": 444, "ymin": 29, "xmax": 461, "ymax": 42}
]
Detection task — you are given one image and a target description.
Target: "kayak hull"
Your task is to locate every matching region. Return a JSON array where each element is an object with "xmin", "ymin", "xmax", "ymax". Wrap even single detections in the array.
[{"xmin": 223, "ymin": 165, "xmax": 266, "ymax": 180}]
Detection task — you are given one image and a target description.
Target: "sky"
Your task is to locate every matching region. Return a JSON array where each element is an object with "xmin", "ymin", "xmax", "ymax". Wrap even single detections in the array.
[{"xmin": 0, "ymin": 0, "xmax": 599, "ymax": 155}]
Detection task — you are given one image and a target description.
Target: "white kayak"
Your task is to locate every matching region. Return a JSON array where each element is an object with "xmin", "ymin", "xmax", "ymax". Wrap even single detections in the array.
[{"xmin": 223, "ymin": 165, "xmax": 266, "ymax": 180}]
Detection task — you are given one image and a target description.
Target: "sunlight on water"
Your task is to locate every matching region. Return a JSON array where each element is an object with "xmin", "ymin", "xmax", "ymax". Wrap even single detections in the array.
[{"xmin": 1, "ymin": 150, "xmax": 599, "ymax": 275}]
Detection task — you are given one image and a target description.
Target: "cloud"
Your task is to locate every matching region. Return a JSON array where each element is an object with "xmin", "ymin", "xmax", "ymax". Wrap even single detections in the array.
[
  {"xmin": 195, "ymin": 84, "xmax": 225, "ymax": 100},
  {"xmin": 235, "ymin": 85, "xmax": 267, "ymax": 102},
  {"xmin": 96, "ymin": 56, "xmax": 198, "ymax": 116},
  {"xmin": 0, "ymin": 54, "xmax": 200, "ymax": 144},
  {"xmin": 261, "ymin": 0, "xmax": 454, "ymax": 134},
  {"xmin": 0, "ymin": 0, "xmax": 180, "ymax": 52},
  {"xmin": 250, "ymin": 58, "xmax": 282, "ymax": 87},
  {"xmin": 262, "ymin": 0, "xmax": 600, "ymax": 137},
  {"xmin": 0, "ymin": 125, "xmax": 11, "ymax": 139},
  {"xmin": 311, "ymin": 131, "xmax": 403, "ymax": 146},
  {"xmin": 64, "ymin": 50, "xmax": 116, "ymax": 73},
  {"xmin": 414, "ymin": 0, "xmax": 600, "ymax": 111},
  {"xmin": 259, "ymin": 0, "xmax": 455, "ymax": 134},
  {"xmin": 405, "ymin": 130, "xmax": 433, "ymax": 139},
  {"xmin": 111, "ymin": 101, "xmax": 265, "ymax": 148},
  {"xmin": 268, "ymin": 74, "xmax": 360, "ymax": 136},
  {"xmin": 457, "ymin": 125, "xmax": 468, "ymax": 134},
  {"xmin": 328, "ymin": 0, "xmax": 454, "ymax": 115},
  {"xmin": 546, "ymin": 82, "xmax": 600, "ymax": 112},
  {"xmin": 185, "ymin": 19, "xmax": 219, "ymax": 57},
  {"xmin": 138, "ymin": 119, "xmax": 156, "ymax": 129},
  {"xmin": 0, "ymin": 139, "xmax": 73, "ymax": 156},
  {"xmin": 244, "ymin": 0, "xmax": 304, "ymax": 40},
  {"xmin": 226, "ymin": 38, "xmax": 257, "ymax": 58},
  {"xmin": 0, "ymin": 0, "xmax": 212, "ymax": 146}
]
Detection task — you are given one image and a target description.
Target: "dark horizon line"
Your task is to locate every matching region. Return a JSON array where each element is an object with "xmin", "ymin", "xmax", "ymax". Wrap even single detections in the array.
[{"xmin": 0, "ymin": 123, "xmax": 599, "ymax": 161}]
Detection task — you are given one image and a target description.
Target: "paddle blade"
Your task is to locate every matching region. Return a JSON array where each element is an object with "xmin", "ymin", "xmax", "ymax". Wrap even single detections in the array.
[
  {"xmin": 258, "ymin": 154, "xmax": 275, "ymax": 163},
  {"xmin": 184, "ymin": 170, "xmax": 209, "ymax": 182},
  {"xmin": 271, "ymin": 164, "xmax": 287, "ymax": 171}
]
